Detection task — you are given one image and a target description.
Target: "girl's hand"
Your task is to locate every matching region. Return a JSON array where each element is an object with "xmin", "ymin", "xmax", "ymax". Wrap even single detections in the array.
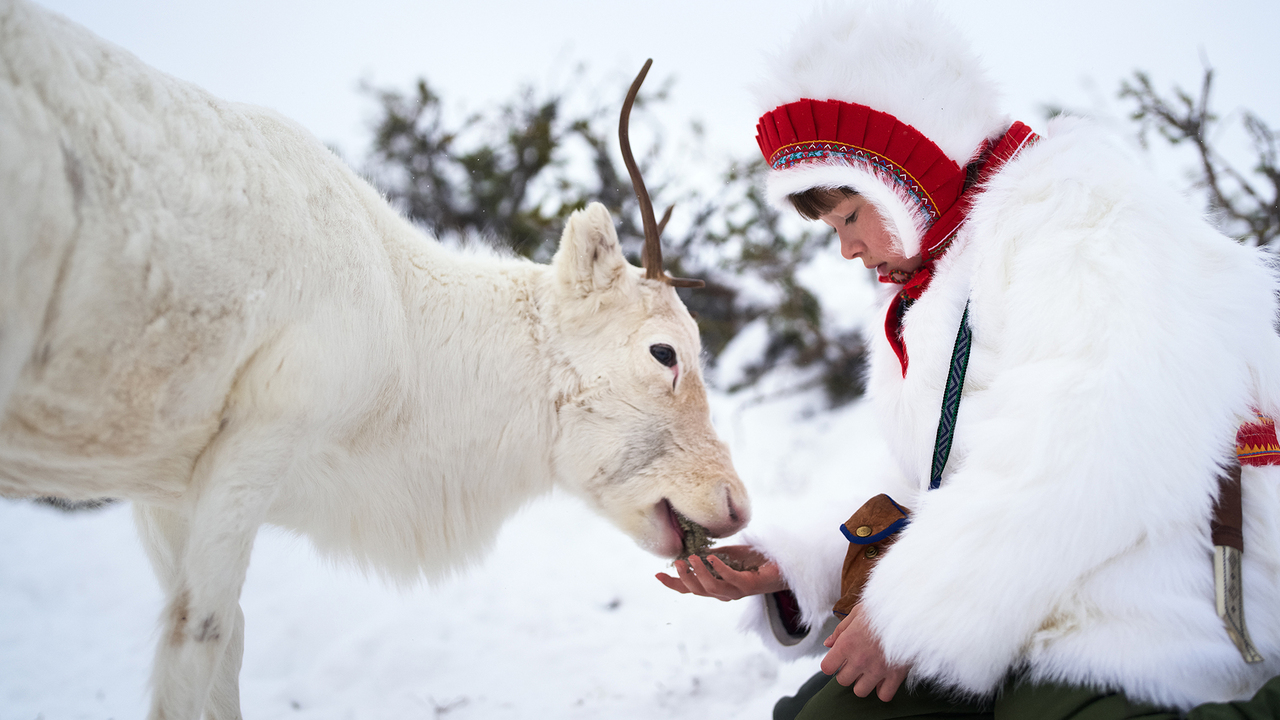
[
  {"xmin": 820, "ymin": 604, "xmax": 909, "ymax": 701},
  {"xmin": 654, "ymin": 545, "xmax": 786, "ymax": 601}
]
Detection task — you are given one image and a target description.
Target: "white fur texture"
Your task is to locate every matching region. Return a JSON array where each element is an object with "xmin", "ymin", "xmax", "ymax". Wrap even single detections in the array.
[
  {"xmin": 0, "ymin": 2, "xmax": 749, "ymax": 718},
  {"xmin": 754, "ymin": 2, "xmax": 1009, "ymax": 257},
  {"xmin": 748, "ymin": 115, "xmax": 1280, "ymax": 710},
  {"xmin": 753, "ymin": 2, "xmax": 1007, "ymax": 165}
]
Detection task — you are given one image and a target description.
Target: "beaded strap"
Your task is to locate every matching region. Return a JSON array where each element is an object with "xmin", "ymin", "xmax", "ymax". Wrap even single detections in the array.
[{"xmin": 929, "ymin": 302, "xmax": 971, "ymax": 490}]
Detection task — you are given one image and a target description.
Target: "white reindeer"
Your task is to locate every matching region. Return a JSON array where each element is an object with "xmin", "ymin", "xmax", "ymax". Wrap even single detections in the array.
[{"xmin": 0, "ymin": 2, "xmax": 749, "ymax": 718}]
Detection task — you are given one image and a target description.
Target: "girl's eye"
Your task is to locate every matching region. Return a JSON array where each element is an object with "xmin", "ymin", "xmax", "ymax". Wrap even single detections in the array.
[
  {"xmin": 845, "ymin": 211, "xmax": 858, "ymax": 225},
  {"xmin": 649, "ymin": 343, "xmax": 677, "ymax": 367}
]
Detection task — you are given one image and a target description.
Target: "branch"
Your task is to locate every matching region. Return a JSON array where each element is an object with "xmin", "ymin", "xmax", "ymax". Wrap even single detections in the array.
[{"xmin": 1120, "ymin": 67, "xmax": 1280, "ymax": 246}]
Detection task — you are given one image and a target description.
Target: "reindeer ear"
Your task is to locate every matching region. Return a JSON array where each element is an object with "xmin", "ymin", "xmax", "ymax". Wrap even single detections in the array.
[{"xmin": 552, "ymin": 202, "xmax": 633, "ymax": 296}]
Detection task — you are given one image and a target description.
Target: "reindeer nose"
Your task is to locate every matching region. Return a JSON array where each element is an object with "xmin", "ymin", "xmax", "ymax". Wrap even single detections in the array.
[{"xmin": 707, "ymin": 485, "xmax": 750, "ymax": 538}]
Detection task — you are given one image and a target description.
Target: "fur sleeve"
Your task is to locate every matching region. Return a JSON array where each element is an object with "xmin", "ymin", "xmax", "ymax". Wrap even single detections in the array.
[
  {"xmin": 737, "ymin": 511, "xmax": 849, "ymax": 659},
  {"xmin": 859, "ymin": 118, "xmax": 1280, "ymax": 695}
]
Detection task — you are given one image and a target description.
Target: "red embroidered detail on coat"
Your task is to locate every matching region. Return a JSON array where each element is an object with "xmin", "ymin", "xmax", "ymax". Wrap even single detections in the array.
[{"xmin": 1237, "ymin": 413, "xmax": 1280, "ymax": 466}]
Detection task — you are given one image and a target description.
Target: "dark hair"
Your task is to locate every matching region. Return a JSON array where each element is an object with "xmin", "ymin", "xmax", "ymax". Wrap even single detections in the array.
[{"xmin": 787, "ymin": 186, "xmax": 858, "ymax": 221}]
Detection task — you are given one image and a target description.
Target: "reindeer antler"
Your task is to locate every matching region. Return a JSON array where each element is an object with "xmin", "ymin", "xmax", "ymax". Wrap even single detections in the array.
[{"xmin": 619, "ymin": 60, "xmax": 705, "ymax": 289}]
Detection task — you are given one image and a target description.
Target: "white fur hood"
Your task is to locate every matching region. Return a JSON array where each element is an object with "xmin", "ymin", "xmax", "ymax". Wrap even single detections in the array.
[
  {"xmin": 752, "ymin": 1, "xmax": 1009, "ymax": 261},
  {"xmin": 752, "ymin": 2, "xmax": 1006, "ymax": 166},
  {"xmin": 745, "ymin": 116, "xmax": 1280, "ymax": 710}
]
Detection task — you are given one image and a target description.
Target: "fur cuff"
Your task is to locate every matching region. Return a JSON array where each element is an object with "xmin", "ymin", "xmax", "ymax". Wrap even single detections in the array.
[
  {"xmin": 740, "ymin": 592, "xmax": 839, "ymax": 660},
  {"xmin": 737, "ymin": 519, "xmax": 848, "ymax": 657}
]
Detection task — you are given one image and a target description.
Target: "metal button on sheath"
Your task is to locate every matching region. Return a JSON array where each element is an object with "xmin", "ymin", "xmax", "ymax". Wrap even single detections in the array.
[
  {"xmin": 855, "ymin": 525, "xmax": 872, "ymax": 537},
  {"xmin": 864, "ymin": 546, "xmax": 879, "ymax": 559}
]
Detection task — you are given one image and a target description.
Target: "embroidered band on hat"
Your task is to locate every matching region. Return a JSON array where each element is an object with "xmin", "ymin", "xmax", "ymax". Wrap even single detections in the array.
[{"xmin": 756, "ymin": 99, "xmax": 968, "ymax": 225}]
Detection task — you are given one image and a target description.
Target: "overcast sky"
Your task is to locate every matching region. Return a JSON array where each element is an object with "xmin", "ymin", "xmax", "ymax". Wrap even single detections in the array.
[{"xmin": 31, "ymin": 0, "xmax": 1280, "ymax": 178}]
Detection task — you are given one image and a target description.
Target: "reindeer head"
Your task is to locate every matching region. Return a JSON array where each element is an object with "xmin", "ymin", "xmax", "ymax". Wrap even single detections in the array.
[{"xmin": 541, "ymin": 62, "xmax": 749, "ymax": 558}]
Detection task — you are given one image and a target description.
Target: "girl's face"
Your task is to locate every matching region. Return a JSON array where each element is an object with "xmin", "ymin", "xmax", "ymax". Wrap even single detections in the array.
[{"xmin": 819, "ymin": 194, "xmax": 924, "ymax": 279}]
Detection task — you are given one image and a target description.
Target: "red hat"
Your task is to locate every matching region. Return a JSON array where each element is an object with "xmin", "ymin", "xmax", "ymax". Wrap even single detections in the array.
[{"xmin": 757, "ymin": 98, "xmax": 966, "ymax": 231}]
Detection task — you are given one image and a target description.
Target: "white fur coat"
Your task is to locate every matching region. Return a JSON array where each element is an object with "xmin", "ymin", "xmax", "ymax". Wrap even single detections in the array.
[{"xmin": 743, "ymin": 116, "xmax": 1280, "ymax": 710}]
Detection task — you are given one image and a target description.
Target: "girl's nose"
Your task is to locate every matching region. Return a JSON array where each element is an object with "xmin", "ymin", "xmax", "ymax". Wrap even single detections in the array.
[{"xmin": 840, "ymin": 233, "xmax": 858, "ymax": 260}]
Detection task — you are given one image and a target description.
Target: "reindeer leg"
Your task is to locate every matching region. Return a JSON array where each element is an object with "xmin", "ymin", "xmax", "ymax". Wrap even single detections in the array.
[
  {"xmin": 204, "ymin": 604, "xmax": 245, "ymax": 720},
  {"xmin": 144, "ymin": 431, "xmax": 278, "ymax": 720},
  {"xmin": 147, "ymin": 487, "xmax": 263, "ymax": 720},
  {"xmin": 135, "ymin": 504, "xmax": 190, "ymax": 595}
]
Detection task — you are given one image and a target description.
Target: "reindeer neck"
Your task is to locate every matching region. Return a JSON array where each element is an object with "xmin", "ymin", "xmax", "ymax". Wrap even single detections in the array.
[{"xmin": 315, "ymin": 230, "xmax": 565, "ymax": 578}]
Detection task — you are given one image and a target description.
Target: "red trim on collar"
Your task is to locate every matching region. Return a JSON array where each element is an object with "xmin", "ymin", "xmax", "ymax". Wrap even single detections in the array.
[{"xmin": 882, "ymin": 122, "xmax": 1040, "ymax": 376}]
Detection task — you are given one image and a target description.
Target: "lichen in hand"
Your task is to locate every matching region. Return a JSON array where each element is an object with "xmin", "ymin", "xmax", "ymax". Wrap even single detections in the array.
[{"xmin": 674, "ymin": 512, "xmax": 756, "ymax": 578}]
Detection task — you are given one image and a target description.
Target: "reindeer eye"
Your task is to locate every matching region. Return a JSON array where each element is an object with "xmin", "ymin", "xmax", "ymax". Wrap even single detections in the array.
[{"xmin": 649, "ymin": 344, "xmax": 677, "ymax": 368}]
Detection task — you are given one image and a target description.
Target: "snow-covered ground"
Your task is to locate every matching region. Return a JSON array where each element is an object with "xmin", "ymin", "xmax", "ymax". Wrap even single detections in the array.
[{"xmin": 0, "ymin": 289, "xmax": 897, "ymax": 719}]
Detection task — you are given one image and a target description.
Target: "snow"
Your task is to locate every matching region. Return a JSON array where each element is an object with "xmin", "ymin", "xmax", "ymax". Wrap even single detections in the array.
[{"xmin": 0, "ymin": 356, "xmax": 896, "ymax": 718}]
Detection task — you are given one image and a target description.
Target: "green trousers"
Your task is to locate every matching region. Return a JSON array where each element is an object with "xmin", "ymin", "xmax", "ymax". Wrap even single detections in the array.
[{"xmin": 775, "ymin": 672, "xmax": 1280, "ymax": 720}]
